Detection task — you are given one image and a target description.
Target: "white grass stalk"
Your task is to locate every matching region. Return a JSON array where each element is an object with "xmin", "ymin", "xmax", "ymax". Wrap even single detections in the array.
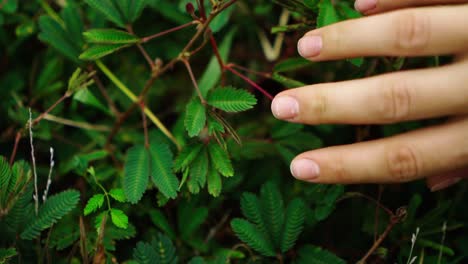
[
  {"xmin": 42, "ymin": 147, "xmax": 54, "ymax": 202},
  {"xmin": 437, "ymin": 221, "xmax": 447, "ymax": 264},
  {"xmin": 29, "ymin": 108, "xmax": 39, "ymax": 215},
  {"xmin": 406, "ymin": 227, "xmax": 420, "ymax": 264}
]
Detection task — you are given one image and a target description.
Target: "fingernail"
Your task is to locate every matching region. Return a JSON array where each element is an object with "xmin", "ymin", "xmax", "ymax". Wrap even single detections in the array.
[
  {"xmin": 430, "ymin": 177, "xmax": 462, "ymax": 192},
  {"xmin": 290, "ymin": 159, "xmax": 320, "ymax": 181},
  {"xmin": 354, "ymin": 0, "xmax": 377, "ymax": 13},
  {"xmin": 298, "ymin": 35, "xmax": 323, "ymax": 58},
  {"xmin": 271, "ymin": 96, "xmax": 299, "ymax": 119}
]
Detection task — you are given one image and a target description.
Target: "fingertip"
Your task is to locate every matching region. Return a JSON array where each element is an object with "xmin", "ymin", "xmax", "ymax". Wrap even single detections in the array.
[
  {"xmin": 354, "ymin": 0, "xmax": 377, "ymax": 14},
  {"xmin": 271, "ymin": 95, "xmax": 299, "ymax": 120},
  {"xmin": 290, "ymin": 158, "xmax": 321, "ymax": 181},
  {"xmin": 298, "ymin": 35, "xmax": 323, "ymax": 59}
]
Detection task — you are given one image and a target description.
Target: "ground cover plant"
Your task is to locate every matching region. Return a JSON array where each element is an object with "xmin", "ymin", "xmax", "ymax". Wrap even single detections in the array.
[{"xmin": 1, "ymin": 0, "xmax": 467, "ymax": 263}]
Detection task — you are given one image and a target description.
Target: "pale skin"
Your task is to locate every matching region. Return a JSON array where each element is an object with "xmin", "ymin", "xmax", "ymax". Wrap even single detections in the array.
[{"xmin": 271, "ymin": 0, "xmax": 468, "ymax": 191}]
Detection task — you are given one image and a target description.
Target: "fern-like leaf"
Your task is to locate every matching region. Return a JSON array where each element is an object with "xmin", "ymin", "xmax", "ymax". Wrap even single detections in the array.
[
  {"xmin": 83, "ymin": 29, "xmax": 140, "ymax": 44},
  {"xmin": 187, "ymin": 150, "xmax": 208, "ymax": 194},
  {"xmin": 133, "ymin": 233, "xmax": 177, "ymax": 264},
  {"xmin": 83, "ymin": 194, "xmax": 104, "ymax": 216},
  {"xmin": 0, "ymin": 157, "xmax": 11, "ymax": 207},
  {"xmin": 21, "ymin": 190, "xmax": 80, "ymax": 240},
  {"xmin": 207, "ymin": 165, "xmax": 222, "ymax": 197},
  {"xmin": 0, "ymin": 248, "xmax": 17, "ymax": 264},
  {"xmin": 110, "ymin": 208, "xmax": 128, "ymax": 229},
  {"xmin": 231, "ymin": 218, "xmax": 276, "ymax": 257},
  {"xmin": 260, "ymin": 182, "xmax": 284, "ymax": 249},
  {"xmin": 38, "ymin": 16, "xmax": 81, "ymax": 63},
  {"xmin": 109, "ymin": 188, "xmax": 126, "ymax": 202},
  {"xmin": 123, "ymin": 145, "xmax": 150, "ymax": 204},
  {"xmin": 240, "ymin": 193, "xmax": 268, "ymax": 235},
  {"xmin": 208, "ymin": 142, "xmax": 233, "ymax": 177},
  {"xmin": 149, "ymin": 143, "xmax": 179, "ymax": 199},
  {"xmin": 84, "ymin": 0, "xmax": 125, "ymax": 27},
  {"xmin": 184, "ymin": 98, "xmax": 206, "ymax": 137},
  {"xmin": 207, "ymin": 86, "xmax": 257, "ymax": 112},
  {"xmin": 293, "ymin": 244, "xmax": 346, "ymax": 264},
  {"xmin": 79, "ymin": 43, "xmax": 130, "ymax": 61},
  {"xmin": 173, "ymin": 143, "xmax": 204, "ymax": 172},
  {"xmin": 280, "ymin": 198, "xmax": 306, "ymax": 253},
  {"xmin": 115, "ymin": 0, "xmax": 147, "ymax": 23},
  {"xmin": 316, "ymin": 0, "xmax": 339, "ymax": 28}
]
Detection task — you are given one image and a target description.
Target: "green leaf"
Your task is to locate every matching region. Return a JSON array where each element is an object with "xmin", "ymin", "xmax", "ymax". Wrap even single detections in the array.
[
  {"xmin": 133, "ymin": 234, "xmax": 177, "ymax": 264},
  {"xmin": 84, "ymin": 0, "xmax": 125, "ymax": 27},
  {"xmin": 184, "ymin": 98, "xmax": 206, "ymax": 137},
  {"xmin": 207, "ymin": 165, "xmax": 222, "ymax": 197},
  {"xmin": 0, "ymin": 157, "xmax": 12, "ymax": 202},
  {"xmin": 149, "ymin": 143, "xmax": 179, "ymax": 199},
  {"xmin": 274, "ymin": 57, "xmax": 313, "ymax": 73},
  {"xmin": 260, "ymin": 182, "xmax": 284, "ymax": 249},
  {"xmin": 83, "ymin": 29, "xmax": 140, "ymax": 44},
  {"xmin": 208, "ymin": 142, "xmax": 234, "ymax": 177},
  {"xmin": 115, "ymin": 0, "xmax": 148, "ymax": 23},
  {"xmin": 21, "ymin": 190, "xmax": 80, "ymax": 240},
  {"xmin": 187, "ymin": 150, "xmax": 208, "ymax": 194},
  {"xmin": 317, "ymin": 0, "xmax": 340, "ymax": 28},
  {"xmin": 73, "ymin": 88, "xmax": 109, "ymax": 113},
  {"xmin": 240, "ymin": 193, "xmax": 268, "ymax": 235},
  {"xmin": 84, "ymin": 194, "xmax": 105, "ymax": 216},
  {"xmin": 272, "ymin": 72, "xmax": 306, "ymax": 88},
  {"xmin": 178, "ymin": 203, "xmax": 208, "ymax": 239},
  {"xmin": 149, "ymin": 209, "xmax": 176, "ymax": 239},
  {"xmin": 38, "ymin": 16, "xmax": 80, "ymax": 63},
  {"xmin": 280, "ymin": 198, "xmax": 306, "ymax": 252},
  {"xmin": 61, "ymin": 1, "xmax": 84, "ymax": 47},
  {"xmin": 123, "ymin": 145, "xmax": 150, "ymax": 204},
  {"xmin": 79, "ymin": 43, "xmax": 131, "ymax": 61},
  {"xmin": 111, "ymin": 208, "xmax": 129, "ymax": 229},
  {"xmin": 207, "ymin": 86, "xmax": 257, "ymax": 112},
  {"xmin": 109, "ymin": 188, "xmax": 126, "ymax": 202},
  {"xmin": 231, "ymin": 218, "xmax": 276, "ymax": 257},
  {"xmin": 0, "ymin": 248, "xmax": 17, "ymax": 264},
  {"xmin": 293, "ymin": 244, "xmax": 346, "ymax": 264},
  {"xmin": 173, "ymin": 143, "xmax": 204, "ymax": 172}
]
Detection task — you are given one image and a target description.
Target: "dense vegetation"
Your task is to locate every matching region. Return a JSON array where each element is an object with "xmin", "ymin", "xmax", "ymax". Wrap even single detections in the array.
[{"xmin": 1, "ymin": 0, "xmax": 467, "ymax": 263}]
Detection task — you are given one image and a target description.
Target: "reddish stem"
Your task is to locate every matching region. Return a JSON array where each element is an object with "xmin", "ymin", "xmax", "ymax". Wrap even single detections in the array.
[
  {"xmin": 197, "ymin": 0, "xmax": 207, "ymax": 20},
  {"xmin": 182, "ymin": 59, "xmax": 206, "ymax": 104},
  {"xmin": 139, "ymin": 101, "xmax": 150, "ymax": 148},
  {"xmin": 225, "ymin": 66, "xmax": 273, "ymax": 100},
  {"xmin": 141, "ymin": 21, "xmax": 196, "ymax": 43},
  {"xmin": 208, "ymin": 32, "xmax": 227, "ymax": 85}
]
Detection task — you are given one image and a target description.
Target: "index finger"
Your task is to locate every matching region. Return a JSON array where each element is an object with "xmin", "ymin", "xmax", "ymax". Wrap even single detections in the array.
[{"xmin": 298, "ymin": 5, "xmax": 468, "ymax": 61}]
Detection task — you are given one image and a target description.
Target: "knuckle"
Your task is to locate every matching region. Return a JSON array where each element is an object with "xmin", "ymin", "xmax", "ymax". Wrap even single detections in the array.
[
  {"xmin": 307, "ymin": 90, "xmax": 329, "ymax": 121},
  {"xmin": 378, "ymin": 78, "xmax": 411, "ymax": 123},
  {"xmin": 394, "ymin": 11, "xmax": 431, "ymax": 52},
  {"xmin": 386, "ymin": 146, "xmax": 420, "ymax": 182}
]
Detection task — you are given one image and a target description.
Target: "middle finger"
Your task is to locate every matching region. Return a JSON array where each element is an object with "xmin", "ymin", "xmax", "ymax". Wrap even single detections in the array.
[{"xmin": 271, "ymin": 60, "xmax": 468, "ymax": 124}]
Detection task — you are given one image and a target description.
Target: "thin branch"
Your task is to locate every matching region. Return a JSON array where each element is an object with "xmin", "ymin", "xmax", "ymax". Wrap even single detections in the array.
[
  {"xmin": 29, "ymin": 109, "xmax": 39, "ymax": 215},
  {"xmin": 228, "ymin": 63, "xmax": 271, "ymax": 78},
  {"xmin": 338, "ymin": 192, "xmax": 393, "ymax": 217},
  {"xmin": 140, "ymin": 101, "xmax": 150, "ymax": 148},
  {"xmin": 182, "ymin": 59, "xmax": 206, "ymax": 104},
  {"xmin": 90, "ymin": 68, "xmax": 120, "ymax": 116},
  {"xmin": 127, "ymin": 25, "xmax": 155, "ymax": 69},
  {"xmin": 208, "ymin": 32, "xmax": 226, "ymax": 85},
  {"xmin": 43, "ymin": 114, "xmax": 111, "ymax": 132},
  {"xmin": 32, "ymin": 93, "xmax": 69, "ymax": 127},
  {"xmin": 141, "ymin": 21, "xmax": 197, "ymax": 43},
  {"xmin": 225, "ymin": 66, "xmax": 273, "ymax": 100}
]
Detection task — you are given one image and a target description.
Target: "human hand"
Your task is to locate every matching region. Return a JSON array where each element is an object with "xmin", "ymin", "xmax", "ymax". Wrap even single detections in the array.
[{"xmin": 271, "ymin": 0, "xmax": 468, "ymax": 191}]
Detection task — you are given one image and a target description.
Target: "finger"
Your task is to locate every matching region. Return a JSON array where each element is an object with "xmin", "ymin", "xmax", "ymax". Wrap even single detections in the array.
[
  {"xmin": 289, "ymin": 117, "xmax": 468, "ymax": 184},
  {"xmin": 297, "ymin": 5, "xmax": 468, "ymax": 60},
  {"xmin": 271, "ymin": 61, "xmax": 468, "ymax": 125},
  {"xmin": 355, "ymin": 0, "xmax": 468, "ymax": 15},
  {"xmin": 426, "ymin": 168, "xmax": 468, "ymax": 192}
]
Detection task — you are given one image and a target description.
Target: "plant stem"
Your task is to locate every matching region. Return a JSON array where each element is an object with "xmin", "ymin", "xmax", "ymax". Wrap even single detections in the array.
[
  {"xmin": 43, "ymin": 114, "xmax": 111, "ymax": 131},
  {"xmin": 225, "ymin": 66, "xmax": 274, "ymax": 100},
  {"xmin": 208, "ymin": 32, "xmax": 227, "ymax": 85},
  {"xmin": 140, "ymin": 101, "xmax": 150, "ymax": 148},
  {"xmin": 95, "ymin": 60, "xmax": 180, "ymax": 149},
  {"xmin": 141, "ymin": 21, "xmax": 197, "ymax": 43},
  {"xmin": 182, "ymin": 59, "xmax": 206, "ymax": 104},
  {"xmin": 127, "ymin": 25, "xmax": 155, "ymax": 69}
]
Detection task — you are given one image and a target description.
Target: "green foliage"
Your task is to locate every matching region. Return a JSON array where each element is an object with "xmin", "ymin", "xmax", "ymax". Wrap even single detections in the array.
[
  {"xmin": 133, "ymin": 233, "xmax": 177, "ymax": 264},
  {"xmin": 2, "ymin": 1, "xmax": 467, "ymax": 263},
  {"xmin": 149, "ymin": 143, "xmax": 179, "ymax": 199},
  {"xmin": 184, "ymin": 98, "xmax": 207, "ymax": 137},
  {"xmin": 84, "ymin": 193, "xmax": 105, "ymax": 216},
  {"xmin": 124, "ymin": 145, "xmax": 150, "ymax": 204},
  {"xmin": 293, "ymin": 245, "xmax": 346, "ymax": 264},
  {"xmin": 83, "ymin": 29, "xmax": 140, "ymax": 44},
  {"xmin": 231, "ymin": 182, "xmax": 306, "ymax": 257},
  {"xmin": 207, "ymin": 86, "xmax": 257, "ymax": 112},
  {"xmin": 21, "ymin": 190, "xmax": 80, "ymax": 240}
]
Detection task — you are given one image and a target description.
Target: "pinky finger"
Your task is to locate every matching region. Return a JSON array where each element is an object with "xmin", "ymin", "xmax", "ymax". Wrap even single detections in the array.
[{"xmin": 426, "ymin": 168, "xmax": 468, "ymax": 192}]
